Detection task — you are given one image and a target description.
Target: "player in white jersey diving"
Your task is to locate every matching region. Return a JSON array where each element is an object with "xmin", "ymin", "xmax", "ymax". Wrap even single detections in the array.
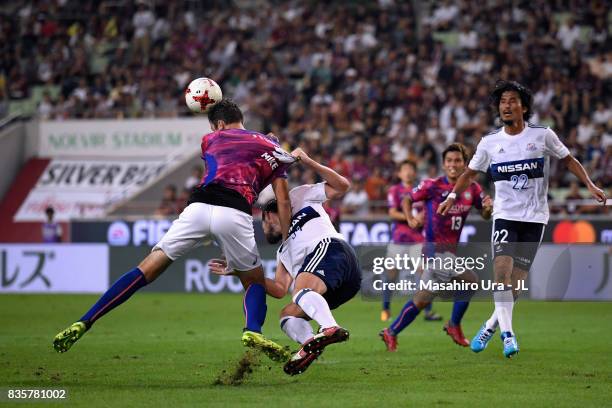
[
  {"xmin": 438, "ymin": 80, "xmax": 606, "ymax": 358},
  {"xmin": 210, "ymin": 148, "xmax": 361, "ymax": 375}
]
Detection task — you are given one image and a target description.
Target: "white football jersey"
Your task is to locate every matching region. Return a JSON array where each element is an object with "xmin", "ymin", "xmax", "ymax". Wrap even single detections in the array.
[
  {"xmin": 469, "ymin": 123, "xmax": 570, "ymax": 224},
  {"xmin": 277, "ymin": 183, "xmax": 344, "ymax": 278}
]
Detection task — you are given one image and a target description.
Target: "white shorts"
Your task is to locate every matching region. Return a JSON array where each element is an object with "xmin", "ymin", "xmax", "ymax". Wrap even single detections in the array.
[
  {"xmin": 420, "ymin": 251, "xmax": 462, "ymax": 285},
  {"xmin": 153, "ymin": 203, "xmax": 260, "ymax": 272},
  {"xmin": 386, "ymin": 243, "xmax": 423, "ymax": 266}
]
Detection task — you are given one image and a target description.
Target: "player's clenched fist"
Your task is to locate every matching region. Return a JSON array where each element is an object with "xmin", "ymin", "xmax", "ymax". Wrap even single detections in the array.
[
  {"xmin": 437, "ymin": 196, "xmax": 455, "ymax": 216},
  {"xmin": 407, "ymin": 212, "xmax": 424, "ymax": 229},
  {"xmin": 291, "ymin": 147, "xmax": 309, "ymax": 162},
  {"xmin": 482, "ymin": 194, "xmax": 493, "ymax": 210},
  {"xmin": 588, "ymin": 184, "xmax": 607, "ymax": 205}
]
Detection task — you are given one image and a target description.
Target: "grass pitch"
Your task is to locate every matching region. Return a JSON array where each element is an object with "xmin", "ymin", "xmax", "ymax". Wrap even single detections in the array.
[{"xmin": 1, "ymin": 294, "xmax": 611, "ymax": 407}]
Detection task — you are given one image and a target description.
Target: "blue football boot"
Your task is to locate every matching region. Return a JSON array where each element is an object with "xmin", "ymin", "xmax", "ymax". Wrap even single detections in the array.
[
  {"xmin": 501, "ymin": 331, "xmax": 519, "ymax": 358},
  {"xmin": 470, "ymin": 324, "xmax": 495, "ymax": 353}
]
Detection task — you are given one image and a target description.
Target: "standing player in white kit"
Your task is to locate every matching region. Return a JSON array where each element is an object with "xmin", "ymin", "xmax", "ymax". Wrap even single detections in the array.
[{"xmin": 438, "ymin": 80, "xmax": 606, "ymax": 358}]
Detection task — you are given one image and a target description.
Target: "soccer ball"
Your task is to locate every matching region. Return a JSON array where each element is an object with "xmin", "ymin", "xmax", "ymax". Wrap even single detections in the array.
[{"xmin": 185, "ymin": 77, "xmax": 222, "ymax": 113}]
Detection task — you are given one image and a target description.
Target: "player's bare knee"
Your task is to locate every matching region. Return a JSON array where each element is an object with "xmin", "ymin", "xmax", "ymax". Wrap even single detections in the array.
[
  {"xmin": 413, "ymin": 299, "xmax": 430, "ymax": 310},
  {"xmin": 237, "ymin": 266, "xmax": 265, "ymax": 289},
  {"xmin": 138, "ymin": 249, "xmax": 172, "ymax": 283},
  {"xmin": 459, "ymin": 270, "xmax": 479, "ymax": 284},
  {"xmin": 511, "ymin": 266, "xmax": 528, "ymax": 298},
  {"xmin": 494, "ymin": 255, "xmax": 513, "ymax": 283},
  {"xmin": 413, "ymin": 290, "xmax": 433, "ymax": 310},
  {"xmin": 294, "ymin": 272, "xmax": 327, "ymax": 294},
  {"xmin": 280, "ymin": 303, "xmax": 305, "ymax": 319},
  {"xmin": 387, "ymin": 268, "xmax": 399, "ymax": 281}
]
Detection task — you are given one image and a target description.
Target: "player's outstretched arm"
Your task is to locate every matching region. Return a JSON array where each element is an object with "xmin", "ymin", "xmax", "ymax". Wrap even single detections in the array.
[
  {"xmin": 438, "ymin": 167, "xmax": 480, "ymax": 215},
  {"xmin": 208, "ymin": 259, "xmax": 235, "ymax": 275},
  {"xmin": 291, "ymin": 148, "xmax": 351, "ymax": 199},
  {"xmin": 401, "ymin": 196, "xmax": 423, "ymax": 229},
  {"xmin": 389, "ymin": 206, "xmax": 406, "ymax": 222},
  {"xmin": 560, "ymin": 155, "xmax": 607, "ymax": 205},
  {"xmin": 264, "ymin": 262, "xmax": 293, "ymax": 299},
  {"xmin": 272, "ymin": 178, "xmax": 292, "ymax": 241},
  {"xmin": 208, "ymin": 258, "xmax": 292, "ymax": 298}
]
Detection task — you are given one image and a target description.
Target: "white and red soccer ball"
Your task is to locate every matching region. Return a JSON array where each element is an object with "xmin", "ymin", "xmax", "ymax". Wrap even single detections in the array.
[{"xmin": 185, "ymin": 77, "xmax": 223, "ymax": 113}]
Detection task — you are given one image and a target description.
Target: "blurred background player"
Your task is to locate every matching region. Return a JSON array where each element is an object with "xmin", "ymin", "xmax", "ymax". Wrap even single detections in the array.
[
  {"xmin": 53, "ymin": 100, "xmax": 294, "ymax": 362},
  {"xmin": 382, "ymin": 160, "xmax": 441, "ymax": 322},
  {"xmin": 439, "ymin": 81, "xmax": 607, "ymax": 358},
  {"xmin": 380, "ymin": 143, "xmax": 493, "ymax": 351},
  {"xmin": 42, "ymin": 206, "xmax": 62, "ymax": 243},
  {"xmin": 211, "ymin": 147, "xmax": 361, "ymax": 376}
]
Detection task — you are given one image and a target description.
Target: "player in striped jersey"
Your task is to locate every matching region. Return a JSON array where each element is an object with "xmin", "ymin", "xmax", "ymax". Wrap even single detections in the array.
[
  {"xmin": 382, "ymin": 160, "xmax": 442, "ymax": 322},
  {"xmin": 439, "ymin": 81, "xmax": 606, "ymax": 358},
  {"xmin": 380, "ymin": 143, "xmax": 493, "ymax": 351},
  {"xmin": 53, "ymin": 100, "xmax": 294, "ymax": 362}
]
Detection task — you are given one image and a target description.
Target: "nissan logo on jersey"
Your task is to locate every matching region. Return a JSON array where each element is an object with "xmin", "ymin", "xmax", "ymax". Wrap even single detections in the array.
[{"xmin": 490, "ymin": 158, "xmax": 545, "ymax": 181}]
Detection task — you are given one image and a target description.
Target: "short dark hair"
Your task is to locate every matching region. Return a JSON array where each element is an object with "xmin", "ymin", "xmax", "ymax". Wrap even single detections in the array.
[
  {"xmin": 398, "ymin": 160, "xmax": 417, "ymax": 171},
  {"xmin": 442, "ymin": 143, "xmax": 469, "ymax": 163},
  {"xmin": 207, "ymin": 99, "xmax": 243, "ymax": 127},
  {"xmin": 261, "ymin": 203, "xmax": 282, "ymax": 244},
  {"xmin": 261, "ymin": 200, "xmax": 278, "ymax": 217},
  {"xmin": 490, "ymin": 80, "xmax": 533, "ymax": 121}
]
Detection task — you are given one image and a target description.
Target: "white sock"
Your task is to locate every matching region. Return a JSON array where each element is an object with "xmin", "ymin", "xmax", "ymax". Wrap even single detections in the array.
[
  {"xmin": 280, "ymin": 316, "xmax": 313, "ymax": 344},
  {"xmin": 493, "ymin": 289, "xmax": 514, "ymax": 335},
  {"xmin": 293, "ymin": 289, "xmax": 338, "ymax": 329},
  {"xmin": 486, "ymin": 294, "xmax": 519, "ymax": 331},
  {"xmin": 485, "ymin": 309, "xmax": 498, "ymax": 332}
]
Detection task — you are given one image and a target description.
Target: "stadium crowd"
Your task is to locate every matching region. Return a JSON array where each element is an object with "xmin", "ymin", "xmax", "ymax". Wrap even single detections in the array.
[{"xmin": 1, "ymin": 0, "xmax": 610, "ymax": 215}]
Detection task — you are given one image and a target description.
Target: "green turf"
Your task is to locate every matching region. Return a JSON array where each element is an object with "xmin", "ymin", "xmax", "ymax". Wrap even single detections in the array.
[{"xmin": 1, "ymin": 294, "xmax": 611, "ymax": 407}]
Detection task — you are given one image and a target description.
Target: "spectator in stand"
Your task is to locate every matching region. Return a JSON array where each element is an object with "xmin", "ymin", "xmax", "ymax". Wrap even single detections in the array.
[
  {"xmin": 42, "ymin": 206, "xmax": 62, "ymax": 243},
  {"xmin": 38, "ymin": 91, "xmax": 54, "ymax": 120},
  {"xmin": 458, "ymin": 24, "xmax": 478, "ymax": 50},
  {"xmin": 365, "ymin": 167, "xmax": 387, "ymax": 213},
  {"xmin": 132, "ymin": 2, "xmax": 155, "ymax": 63},
  {"xmin": 1, "ymin": 0, "xmax": 607, "ymax": 216},
  {"xmin": 175, "ymin": 187, "xmax": 191, "ymax": 214},
  {"xmin": 557, "ymin": 17, "xmax": 582, "ymax": 51},
  {"xmin": 155, "ymin": 184, "xmax": 177, "ymax": 216},
  {"xmin": 564, "ymin": 180, "xmax": 584, "ymax": 214},
  {"xmin": 342, "ymin": 178, "xmax": 369, "ymax": 217},
  {"xmin": 323, "ymin": 200, "xmax": 341, "ymax": 232},
  {"xmin": 184, "ymin": 165, "xmax": 203, "ymax": 190},
  {"xmin": 600, "ymin": 146, "xmax": 612, "ymax": 187},
  {"xmin": 351, "ymin": 155, "xmax": 369, "ymax": 181}
]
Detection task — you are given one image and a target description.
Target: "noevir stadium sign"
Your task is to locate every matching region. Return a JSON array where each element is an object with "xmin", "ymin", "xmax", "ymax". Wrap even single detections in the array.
[{"xmin": 38, "ymin": 118, "xmax": 212, "ymax": 158}]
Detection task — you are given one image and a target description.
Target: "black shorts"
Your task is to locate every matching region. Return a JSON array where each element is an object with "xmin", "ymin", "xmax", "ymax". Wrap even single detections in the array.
[
  {"xmin": 492, "ymin": 218, "xmax": 545, "ymax": 270},
  {"xmin": 298, "ymin": 238, "xmax": 362, "ymax": 310}
]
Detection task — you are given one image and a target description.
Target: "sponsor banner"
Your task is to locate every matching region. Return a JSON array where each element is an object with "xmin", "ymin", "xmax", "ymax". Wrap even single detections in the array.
[
  {"xmin": 107, "ymin": 244, "xmax": 612, "ymax": 299},
  {"xmin": 74, "ymin": 219, "xmax": 175, "ymax": 246},
  {"xmin": 358, "ymin": 243, "xmax": 612, "ymax": 301},
  {"xmin": 15, "ymin": 159, "xmax": 167, "ymax": 222},
  {"xmin": 109, "ymin": 246, "xmax": 279, "ymax": 293},
  {"xmin": 39, "ymin": 119, "xmax": 211, "ymax": 158},
  {"xmin": 529, "ymin": 244, "xmax": 612, "ymax": 300},
  {"xmin": 0, "ymin": 244, "xmax": 108, "ymax": 293},
  {"xmin": 72, "ymin": 219, "xmax": 612, "ymax": 245},
  {"xmin": 340, "ymin": 220, "xmax": 610, "ymax": 245}
]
